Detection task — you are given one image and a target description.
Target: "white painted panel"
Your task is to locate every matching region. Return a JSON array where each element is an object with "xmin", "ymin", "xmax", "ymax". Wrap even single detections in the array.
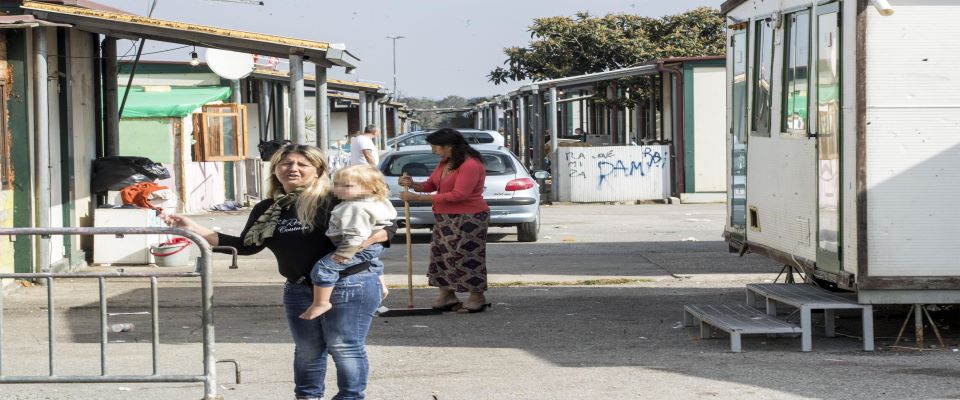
[
  {"xmin": 865, "ymin": 111, "xmax": 960, "ymax": 276},
  {"xmin": 71, "ymin": 32, "xmax": 97, "ymax": 229},
  {"xmin": 45, "ymin": 31, "xmax": 65, "ymax": 261},
  {"xmin": 331, "ymin": 112, "xmax": 350, "ymax": 145},
  {"xmin": 692, "ymin": 67, "xmax": 726, "ymax": 192},
  {"xmin": 865, "ymin": 1, "xmax": 960, "ymax": 277},
  {"xmin": 182, "ymin": 162, "xmax": 227, "ymax": 214},
  {"xmin": 180, "ymin": 117, "xmax": 227, "ymax": 213},
  {"xmin": 93, "ymin": 208, "xmax": 161, "ymax": 264},
  {"xmin": 556, "ymin": 146, "xmax": 670, "ymax": 202},
  {"xmin": 744, "ymin": 136, "xmax": 818, "ymax": 261}
]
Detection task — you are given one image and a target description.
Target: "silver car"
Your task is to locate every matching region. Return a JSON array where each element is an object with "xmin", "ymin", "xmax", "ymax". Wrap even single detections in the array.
[{"xmin": 379, "ymin": 144, "xmax": 543, "ymax": 242}]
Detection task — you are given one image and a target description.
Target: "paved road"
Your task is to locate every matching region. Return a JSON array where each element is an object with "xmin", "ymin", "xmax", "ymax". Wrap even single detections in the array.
[{"xmin": 1, "ymin": 203, "xmax": 958, "ymax": 399}]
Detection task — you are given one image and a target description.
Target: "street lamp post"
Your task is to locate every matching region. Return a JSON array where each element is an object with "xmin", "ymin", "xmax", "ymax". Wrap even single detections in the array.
[{"xmin": 386, "ymin": 35, "xmax": 405, "ymax": 98}]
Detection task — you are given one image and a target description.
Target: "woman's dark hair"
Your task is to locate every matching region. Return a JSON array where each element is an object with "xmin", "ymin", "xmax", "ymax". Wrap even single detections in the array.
[{"xmin": 426, "ymin": 128, "xmax": 482, "ymax": 169}]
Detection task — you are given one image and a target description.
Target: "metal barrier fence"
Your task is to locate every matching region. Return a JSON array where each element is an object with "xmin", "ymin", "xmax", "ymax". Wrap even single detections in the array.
[{"xmin": 0, "ymin": 227, "xmax": 223, "ymax": 399}]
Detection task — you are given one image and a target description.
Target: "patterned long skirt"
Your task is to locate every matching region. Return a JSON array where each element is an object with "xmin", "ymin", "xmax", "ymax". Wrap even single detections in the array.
[{"xmin": 428, "ymin": 211, "xmax": 490, "ymax": 292}]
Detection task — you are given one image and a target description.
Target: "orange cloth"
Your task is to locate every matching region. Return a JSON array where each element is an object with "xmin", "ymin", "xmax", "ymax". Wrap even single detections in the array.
[{"xmin": 120, "ymin": 182, "xmax": 168, "ymax": 211}]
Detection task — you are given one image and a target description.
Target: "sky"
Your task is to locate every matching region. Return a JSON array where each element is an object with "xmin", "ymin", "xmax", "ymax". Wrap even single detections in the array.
[{"xmin": 96, "ymin": 0, "xmax": 724, "ymax": 99}]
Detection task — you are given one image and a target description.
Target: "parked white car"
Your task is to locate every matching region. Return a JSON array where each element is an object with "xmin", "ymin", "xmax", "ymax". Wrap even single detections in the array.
[{"xmin": 379, "ymin": 144, "xmax": 545, "ymax": 242}]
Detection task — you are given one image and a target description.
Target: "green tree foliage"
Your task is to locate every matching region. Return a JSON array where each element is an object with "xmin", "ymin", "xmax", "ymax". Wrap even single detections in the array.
[
  {"xmin": 399, "ymin": 95, "xmax": 493, "ymax": 129},
  {"xmin": 488, "ymin": 7, "xmax": 725, "ymax": 84}
]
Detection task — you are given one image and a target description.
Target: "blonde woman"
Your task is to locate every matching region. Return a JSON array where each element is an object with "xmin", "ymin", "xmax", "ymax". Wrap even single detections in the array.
[{"xmin": 163, "ymin": 144, "xmax": 394, "ymax": 400}]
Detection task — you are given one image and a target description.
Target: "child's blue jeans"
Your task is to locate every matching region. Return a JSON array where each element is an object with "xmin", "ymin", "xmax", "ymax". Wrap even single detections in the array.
[{"xmin": 310, "ymin": 244, "xmax": 384, "ymax": 288}]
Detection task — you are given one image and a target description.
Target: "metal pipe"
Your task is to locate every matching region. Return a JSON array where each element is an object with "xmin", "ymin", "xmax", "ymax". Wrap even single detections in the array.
[
  {"xmin": 151, "ymin": 276, "xmax": 159, "ymax": 375},
  {"xmin": 198, "ymin": 229, "xmax": 218, "ymax": 398},
  {"xmin": 289, "ymin": 54, "xmax": 306, "ymax": 144},
  {"xmin": 517, "ymin": 95, "xmax": 527, "ymax": 166},
  {"xmin": 279, "ymin": 84, "xmax": 289, "ymax": 140},
  {"xmin": 380, "ymin": 102, "xmax": 387, "ymax": 150},
  {"xmin": 658, "ymin": 62, "xmax": 686, "ymax": 195},
  {"xmin": 99, "ymin": 277, "xmax": 107, "ymax": 375},
  {"xmin": 231, "ymin": 80, "xmax": 247, "ymax": 203},
  {"xmin": 34, "ymin": 27, "xmax": 52, "ymax": 273},
  {"xmin": 212, "ymin": 246, "xmax": 238, "ymax": 269},
  {"xmin": 359, "ymin": 91, "xmax": 367, "ymax": 132},
  {"xmin": 392, "ymin": 106, "xmax": 401, "ymax": 139},
  {"xmin": 531, "ymin": 90, "xmax": 543, "ymax": 171},
  {"xmin": 0, "ymin": 375, "xmax": 206, "ymax": 383},
  {"xmin": 315, "ymin": 66, "xmax": 329, "ymax": 150},
  {"xmin": 47, "ymin": 277, "xmax": 54, "ymax": 375},
  {"xmin": 549, "ymin": 87, "xmax": 559, "ymax": 201},
  {"xmin": 258, "ymin": 80, "xmax": 270, "ymax": 141},
  {"xmin": 101, "ymin": 37, "xmax": 119, "ymax": 157}
]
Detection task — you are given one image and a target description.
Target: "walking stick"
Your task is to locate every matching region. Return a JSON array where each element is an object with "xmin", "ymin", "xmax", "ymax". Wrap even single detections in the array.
[
  {"xmin": 377, "ymin": 173, "xmax": 441, "ymax": 317},
  {"xmin": 404, "ymin": 181, "xmax": 414, "ymax": 308}
]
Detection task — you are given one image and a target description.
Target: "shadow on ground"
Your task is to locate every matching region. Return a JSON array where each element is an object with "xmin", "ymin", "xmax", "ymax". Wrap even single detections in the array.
[{"xmin": 1, "ymin": 285, "xmax": 955, "ymax": 399}]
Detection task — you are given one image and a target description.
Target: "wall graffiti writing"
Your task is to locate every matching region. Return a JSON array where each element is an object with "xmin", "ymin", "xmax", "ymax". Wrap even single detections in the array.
[
  {"xmin": 596, "ymin": 148, "xmax": 668, "ymax": 188},
  {"xmin": 562, "ymin": 147, "xmax": 668, "ymax": 187},
  {"xmin": 558, "ymin": 145, "xmax": 671, "ymax": 202}
]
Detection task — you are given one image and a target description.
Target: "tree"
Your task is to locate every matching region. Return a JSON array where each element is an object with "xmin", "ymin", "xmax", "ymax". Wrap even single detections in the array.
[
  {"xmin": 398, "ymin": 95, "xmax": 494, "ymax": 129},
  {"xmin": 488, "ymin": 7, "xmax": 725, "ymax": 84}
]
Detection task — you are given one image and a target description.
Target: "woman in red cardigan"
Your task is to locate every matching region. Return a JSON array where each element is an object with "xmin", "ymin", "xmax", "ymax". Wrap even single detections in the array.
[{"xmin": 399, "ymin": 128, "xmax": 492, "ymax": 313}]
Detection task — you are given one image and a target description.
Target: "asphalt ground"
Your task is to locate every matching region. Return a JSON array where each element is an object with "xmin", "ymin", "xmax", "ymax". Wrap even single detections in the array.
[{"xmin": 1, "ymin": 203, "xmax": 959, "ymax": 399}]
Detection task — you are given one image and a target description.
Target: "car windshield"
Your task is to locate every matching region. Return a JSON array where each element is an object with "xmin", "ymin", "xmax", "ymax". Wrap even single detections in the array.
[
  {"xmin": 388, "ymin": 131, "xmax": 496, "ymax": 149},
  {"xmin": 382, "ymin": 151, "xmax": 516, "ymax": 177},
  {"xmin": 464, "ymin": 132, "xmax": 494, "ymax": 144}
]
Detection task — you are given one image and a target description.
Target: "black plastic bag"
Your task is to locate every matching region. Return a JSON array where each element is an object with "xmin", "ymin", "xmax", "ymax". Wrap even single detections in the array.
[
  {"xmin": 91, "ymin": 156, "xmax": 171, "ymax": 193},
  {"xmin": 258, "ymin": 139, "xmax": 292, "ymax": 160}
]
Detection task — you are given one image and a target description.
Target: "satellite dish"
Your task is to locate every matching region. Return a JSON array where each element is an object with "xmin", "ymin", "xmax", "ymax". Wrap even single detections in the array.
[{"xmin": 205, "ymin": 48, "xmax": 255, "ymax": 80}]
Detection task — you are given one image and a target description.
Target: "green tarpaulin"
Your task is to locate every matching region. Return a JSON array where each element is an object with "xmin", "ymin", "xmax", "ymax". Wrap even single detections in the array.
[{"xmin": 119, "ymin": 86, "xmax": 232, "ymax": 118}]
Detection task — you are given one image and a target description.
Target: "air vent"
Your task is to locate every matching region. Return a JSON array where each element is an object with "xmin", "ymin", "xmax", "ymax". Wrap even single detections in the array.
[
  {"xmin": 797, "ymin": 217, "xmax": 810, "ymax": 246},
  {"xmin": 749, "ymin": 206, "xmax": 760, "ymax": 231}
]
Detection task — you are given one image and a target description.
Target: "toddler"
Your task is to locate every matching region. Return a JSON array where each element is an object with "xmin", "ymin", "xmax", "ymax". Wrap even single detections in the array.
[{"xmin": 299, "ymin": 165, "xmax": 397, "ymax": 319}]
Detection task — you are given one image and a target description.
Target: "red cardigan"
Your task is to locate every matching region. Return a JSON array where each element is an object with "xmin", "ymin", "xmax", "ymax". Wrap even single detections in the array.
[{"xmin": 419, "ymin": 157, "xmax": 489, "ymax": 214}]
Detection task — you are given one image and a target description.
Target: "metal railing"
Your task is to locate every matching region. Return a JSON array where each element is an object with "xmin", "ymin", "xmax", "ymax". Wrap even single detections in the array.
[{"xmin": 0, "ymin": 227, "xmax": 224, "ymax": 399}]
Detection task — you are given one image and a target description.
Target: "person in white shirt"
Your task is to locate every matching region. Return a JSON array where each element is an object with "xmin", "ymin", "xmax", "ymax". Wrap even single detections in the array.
[{"xmin": 349, "ymin": 125, "xmax": 380, "ymax": 167}]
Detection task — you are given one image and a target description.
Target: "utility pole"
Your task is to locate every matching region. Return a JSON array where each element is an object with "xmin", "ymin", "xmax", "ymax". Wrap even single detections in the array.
[{"xmin": 386, "ymin": 35, "xmax": 405, "ymax": 97}]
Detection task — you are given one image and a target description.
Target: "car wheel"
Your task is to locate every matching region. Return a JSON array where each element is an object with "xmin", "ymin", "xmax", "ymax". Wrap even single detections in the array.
[{"xmin": 517, "ymin": 212, "xmax": 539, "ymax": 242}]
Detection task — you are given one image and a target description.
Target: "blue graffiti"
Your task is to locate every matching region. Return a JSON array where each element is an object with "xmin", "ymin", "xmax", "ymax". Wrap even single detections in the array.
[{"xmin": 596, "ymin": 148, "xmax": 668, "ymax": 188}]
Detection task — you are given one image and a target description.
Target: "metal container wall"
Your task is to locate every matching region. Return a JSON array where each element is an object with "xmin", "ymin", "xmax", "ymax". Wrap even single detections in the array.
[{"xmin": 556, "ymin": 145, "xmax": 670, "ymax": 202}]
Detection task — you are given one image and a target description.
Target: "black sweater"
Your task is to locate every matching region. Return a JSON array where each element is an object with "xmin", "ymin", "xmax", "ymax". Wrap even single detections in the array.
[{"xmin": 217, "ymin": 196, "xmax": 395, "ymax": 281}]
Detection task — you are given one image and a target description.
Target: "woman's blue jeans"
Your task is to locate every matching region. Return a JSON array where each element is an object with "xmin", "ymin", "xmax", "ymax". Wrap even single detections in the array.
[{"xmin": 283, "ymin": 271, "xmax": 381, "ymax": 399}]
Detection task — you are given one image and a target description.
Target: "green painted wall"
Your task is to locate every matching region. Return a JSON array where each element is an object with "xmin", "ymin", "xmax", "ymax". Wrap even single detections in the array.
[
  {"xmin": 683, "ymin": 64, "xmax": 696, "ymax": 193},
  {"xmin": 118, "ymin": 118, "xmax": 174, "ymax": 163},
  {"xmin": 8, "ymin": 29, "xmax": 33, "ymax": 273}
]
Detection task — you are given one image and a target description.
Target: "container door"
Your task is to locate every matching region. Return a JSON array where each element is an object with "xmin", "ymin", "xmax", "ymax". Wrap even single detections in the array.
[
  {"xmin": 816, "ymin": 3, "xmax": 842, "ymax": 273},
  {"xmin": 729, "ymin": 28, "xmax": 749, "ymax": 243}
]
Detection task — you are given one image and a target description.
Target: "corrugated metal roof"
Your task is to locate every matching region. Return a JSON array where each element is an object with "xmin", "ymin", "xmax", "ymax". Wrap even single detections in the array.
[
  {"xmin": 507, "ymin": 56, "xmax": 724, "ymax": 95},
  {"xmin": 251, "ymin": 68, "xmax": 383, "ymax": 91},
  {"xmin": 20, "ymin": 0, "xmax": 359, "ymax": 68},
  {"xmin": 720, "ymin": 0, "xmax": 748, "ymax": 14},
  {"xmin": 0, "ymin": 14, "xmax": 70, "ymax": 27}
]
